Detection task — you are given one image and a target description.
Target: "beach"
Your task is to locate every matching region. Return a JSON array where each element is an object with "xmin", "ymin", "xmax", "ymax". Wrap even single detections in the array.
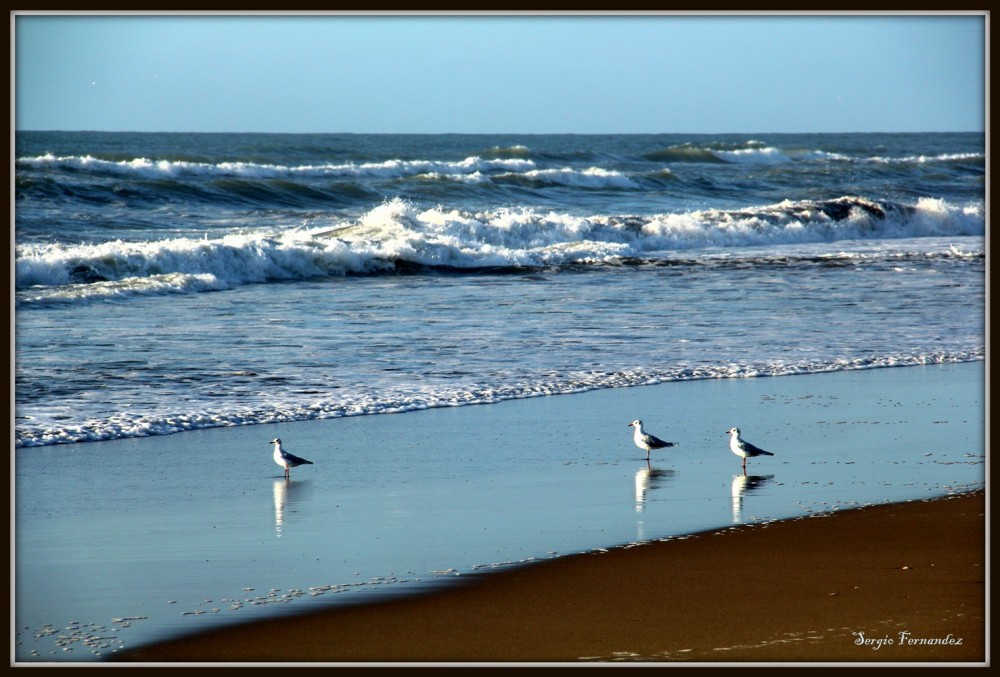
[
  {"xmin": 14, "ymin": 131, "xmax": 985, "ymax": 665},
  {"xmin": 117, "ymin": 489, "xmax": 985, "ymax": 663},
  {"xmin": 14, "ymin": 362, "xmax": 985, "ymax": 664}
]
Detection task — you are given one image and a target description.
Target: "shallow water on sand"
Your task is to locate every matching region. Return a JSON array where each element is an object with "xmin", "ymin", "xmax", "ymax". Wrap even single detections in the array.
[{"xmin": 13, "ymin": 362, "xmax": 984, "ymax": 662}]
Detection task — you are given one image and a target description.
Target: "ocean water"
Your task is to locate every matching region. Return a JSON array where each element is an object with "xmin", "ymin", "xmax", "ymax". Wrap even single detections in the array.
[
  {"xmin": 13, "ymin": 132, "xmax": 986, "ymax": 662},
  {"xmin": 14, "ymin": 132, "xmax": 986, "ymax": 447}
]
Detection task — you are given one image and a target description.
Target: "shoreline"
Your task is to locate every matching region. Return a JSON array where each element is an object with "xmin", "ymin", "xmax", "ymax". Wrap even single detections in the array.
[
  {"xmin": 115, "ymin": 490, "xmax": 986, "ymax": 664},
  {"xmin": 15, "ymin": 362, "xmax": 984, "ymax": 664},
  {"xmin": 15, "ymin": 358, "xmax": 985, "ymax": 451}
]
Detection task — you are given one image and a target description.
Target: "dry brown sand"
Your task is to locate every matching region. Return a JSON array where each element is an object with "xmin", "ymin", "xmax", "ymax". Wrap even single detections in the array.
[{"xmin": 117, "ymin": 491, "xmax": 985, "ymax": 664}]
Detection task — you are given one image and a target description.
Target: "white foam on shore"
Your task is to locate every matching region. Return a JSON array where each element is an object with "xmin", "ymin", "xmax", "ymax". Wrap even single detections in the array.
[{"xmin": 14, "ymin": 352, "xmax": 984, "ymax": 448}]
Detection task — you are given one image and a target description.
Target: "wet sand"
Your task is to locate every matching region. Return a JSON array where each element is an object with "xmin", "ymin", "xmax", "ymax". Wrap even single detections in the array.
[
  {"xmin": 16, "ymin": 363, "xmax": 984, "ymax": 663},
  {"xmin": 118, "ymin": 490, "xmax": 985, "ymax": 664}
]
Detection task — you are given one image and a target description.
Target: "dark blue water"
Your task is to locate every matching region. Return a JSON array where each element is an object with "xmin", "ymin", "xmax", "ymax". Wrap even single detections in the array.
[{"xmin": 14, "ymin": 132, "xmax": 985, "ymax": 448}]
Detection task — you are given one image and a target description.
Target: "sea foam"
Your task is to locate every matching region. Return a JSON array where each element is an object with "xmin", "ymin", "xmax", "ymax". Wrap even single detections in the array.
[
  {"xmin": 15, "ymin": 195, "xmax": 985, "ymax": 304},
  {"xmin": 13, "ymin": 350, "xmax": 984, "ymax": 448},
  {"xmin": 16, "ymin": 153, "xmax": 537, "ymax": 180}
]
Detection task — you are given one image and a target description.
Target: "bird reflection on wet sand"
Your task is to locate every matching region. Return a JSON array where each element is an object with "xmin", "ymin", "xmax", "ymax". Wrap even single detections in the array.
[
  {"xmin": 635, "ymin": 463, "xmax": 676, "ymax": 512},
  {"xmin": 731, "ymin": 473, "xmax": 774, "ymax": 523},
  {"xmin": 273, "ymin": 478, "xmax": 311, "ymax": 537}
]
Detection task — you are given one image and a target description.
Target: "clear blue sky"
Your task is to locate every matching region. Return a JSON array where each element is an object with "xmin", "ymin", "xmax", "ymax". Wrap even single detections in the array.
[{"xmin": 13, "ymin": 12, "xmax": 986, "ymax": 134}]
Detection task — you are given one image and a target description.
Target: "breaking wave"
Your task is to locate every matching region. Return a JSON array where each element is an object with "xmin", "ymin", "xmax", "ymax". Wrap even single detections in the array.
[{"xmin": 15, "ymin": 195, "xmax": 984, "ymax": 306}]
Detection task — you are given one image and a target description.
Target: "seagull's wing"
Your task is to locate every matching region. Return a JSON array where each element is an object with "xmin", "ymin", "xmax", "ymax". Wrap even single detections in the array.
[
  {"xmin": 281, "ymin": 449, "xmax": 313, "ymax": 465},
  {"xmin": 644, "ymin": 433, "xmax": 676, "ymax": 449},
  {"xmin": 743, "ymin": 440, "xmax": 773, "ymax": 456}
]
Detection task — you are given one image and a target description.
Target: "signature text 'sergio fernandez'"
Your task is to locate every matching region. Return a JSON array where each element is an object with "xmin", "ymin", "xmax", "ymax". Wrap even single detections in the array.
[{"xmin": 853, "ymin": 631, "xmax": 964, "ymax": 650}]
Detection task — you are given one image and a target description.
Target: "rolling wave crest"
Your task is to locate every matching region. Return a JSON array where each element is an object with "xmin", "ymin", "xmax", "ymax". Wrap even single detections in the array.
[{"xmin": 15, "ymin": 195, "xmax": 984, "ymax": 305}]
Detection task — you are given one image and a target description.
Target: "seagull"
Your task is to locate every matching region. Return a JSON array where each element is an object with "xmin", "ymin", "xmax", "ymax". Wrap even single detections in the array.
[
  {"xmin": 628, "ymin": 419, "xmax": 677, "ymax": 461},
  {"xmin": 726, "ymin": 427, "xmax": 774, "ymax": 471},
  {"xmin": 270, "ymin": 438, "xmax": 313, "ymax": 478}
]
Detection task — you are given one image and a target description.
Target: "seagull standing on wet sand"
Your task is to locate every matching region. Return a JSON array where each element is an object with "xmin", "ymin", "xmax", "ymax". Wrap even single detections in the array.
[
  {"xmin": 726, "ymin": 427, "xmax": 774, "ymax": 472},
  {"xmin": 271, "ymin": 438, "xmax": 313, "ymax": 478},
  {"xmin": 628, "ymin": 419, "xmax": 677, "ymax": 461}
]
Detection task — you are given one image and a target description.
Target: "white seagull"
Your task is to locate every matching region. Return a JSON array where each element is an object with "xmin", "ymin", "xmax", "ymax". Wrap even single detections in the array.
[
  {"xmin": 726, "ymin": 427, "xmax": 774, "ymax": 471},
  {"xmin": 270, "ymin": 438, "xmax": 313, "ymax": 478},
  {"xmin": 628, "ymin": 419, "xmax": 677, "ymax": 461}
]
